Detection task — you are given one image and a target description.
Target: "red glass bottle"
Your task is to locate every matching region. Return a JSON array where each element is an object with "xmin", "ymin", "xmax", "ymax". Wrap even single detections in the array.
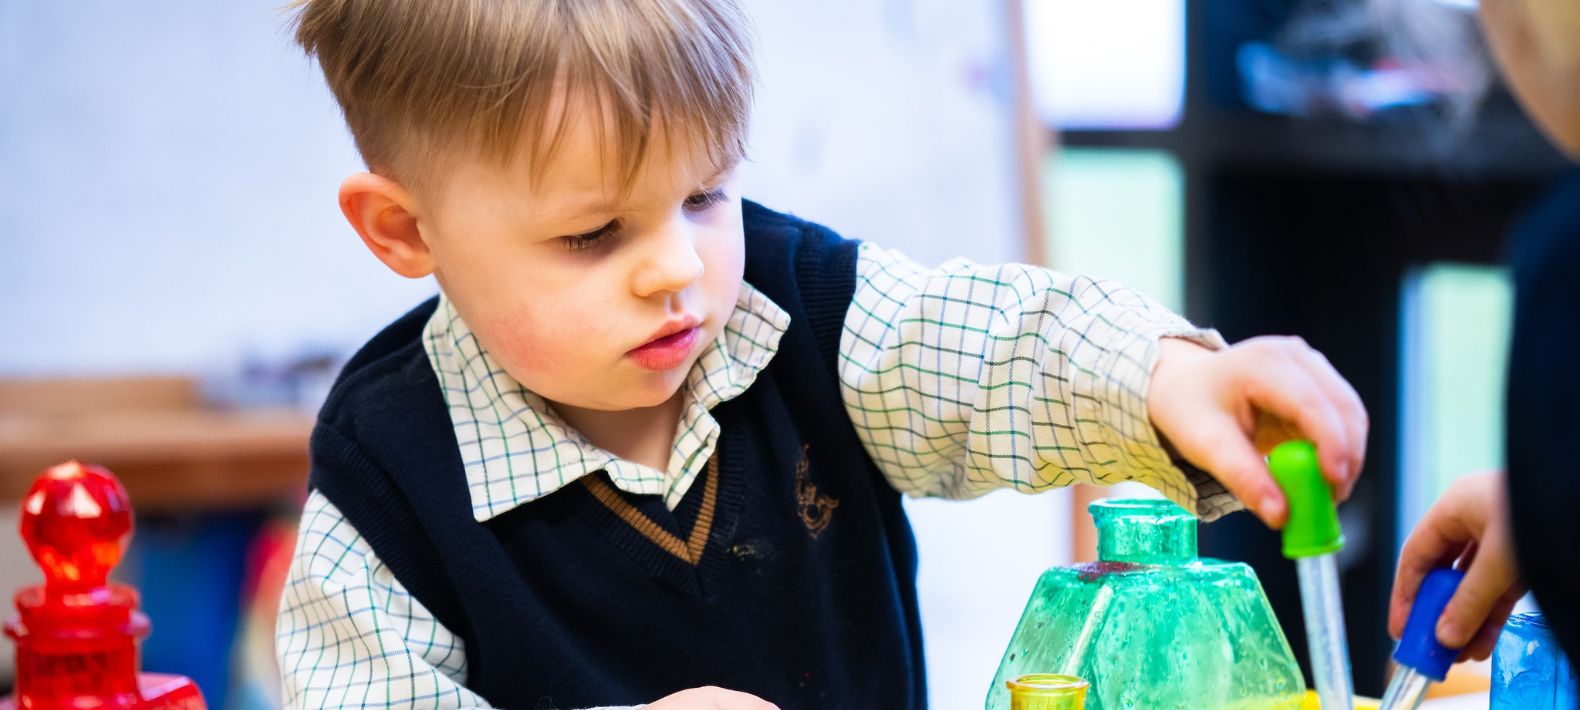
[{"xmin": 2, "ymin": 461, "xmax": 205, "ymax": 709}]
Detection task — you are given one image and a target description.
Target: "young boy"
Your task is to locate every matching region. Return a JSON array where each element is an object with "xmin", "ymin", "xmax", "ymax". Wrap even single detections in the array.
[{"xmin": 276, "ymin": 1, "xmax": 1368, "ymax": 707}]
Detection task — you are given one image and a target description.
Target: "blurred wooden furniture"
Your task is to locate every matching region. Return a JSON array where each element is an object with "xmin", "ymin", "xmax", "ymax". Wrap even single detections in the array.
[
  {"xmin": 0, "ymin": 377, "xmax": 313, "ymax": 512},
  {"xmin": 1428, "ymin": 664, "xmax": 1493, "ymax": 698}
]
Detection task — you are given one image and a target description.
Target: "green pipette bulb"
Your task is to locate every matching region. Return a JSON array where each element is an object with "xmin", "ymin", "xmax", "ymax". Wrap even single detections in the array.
[
  {"xmin": 1269, "ymin": 440, "xmax": 1355, "ymax": 710},
  {"xmin": 1269, "ymin": 441, "xmax": 1345, "ymax": 557}
]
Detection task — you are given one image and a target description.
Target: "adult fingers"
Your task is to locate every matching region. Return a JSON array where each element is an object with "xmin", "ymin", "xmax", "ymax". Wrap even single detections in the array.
[
  {"xmin": 1460, "ymin": 588, "xmax": 1523, "ymax": 662},
  {"xmin": 1436, "ymin": 517, "xmax": 1521, "ymax": 649},
  {"xmin": 1389, "ymin": 503, "xmax": 1476, "ymax": 638}
]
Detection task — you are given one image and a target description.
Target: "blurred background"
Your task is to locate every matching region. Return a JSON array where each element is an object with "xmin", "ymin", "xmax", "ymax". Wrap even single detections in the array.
[{"xmin": 0, "ymin": 0, "xmax": 1566, "ymax": 707}]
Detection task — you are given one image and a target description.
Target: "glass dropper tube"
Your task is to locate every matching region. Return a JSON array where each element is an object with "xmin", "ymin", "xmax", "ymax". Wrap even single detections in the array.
[
  {"xmin": 1379, "ymin": 666, "xmax": 1432, "ymax": 710},
  {"xmin": 1298, "ymin": 554, "xmax": 1356, "ymax": 710}
]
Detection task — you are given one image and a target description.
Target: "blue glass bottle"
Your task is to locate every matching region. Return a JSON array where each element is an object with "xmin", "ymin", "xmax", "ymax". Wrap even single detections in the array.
[{"xmin": 1490, "ymin": 611, "xmax": 1579, "ymax": 710}]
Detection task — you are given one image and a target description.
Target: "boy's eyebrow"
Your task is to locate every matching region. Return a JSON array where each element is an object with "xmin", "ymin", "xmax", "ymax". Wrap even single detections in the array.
[
  {"xmin": 540, "ymin": 153, "xmax": 745, "ymax": 225},
  {"xmin": 699, "ymin": 152, "xmax": 743, "ymax": 187}
]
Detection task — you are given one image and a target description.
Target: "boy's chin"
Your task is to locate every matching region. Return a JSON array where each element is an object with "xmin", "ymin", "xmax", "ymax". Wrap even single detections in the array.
[{"xmin": 617, "ymin": 377, "xmax": 688, "ymax": 410}]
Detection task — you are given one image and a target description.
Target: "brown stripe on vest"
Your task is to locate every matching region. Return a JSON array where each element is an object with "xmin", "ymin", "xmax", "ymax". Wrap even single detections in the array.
[{"xmin": 583, "ymin": 455, "xmax": 720, "ymax": 566}]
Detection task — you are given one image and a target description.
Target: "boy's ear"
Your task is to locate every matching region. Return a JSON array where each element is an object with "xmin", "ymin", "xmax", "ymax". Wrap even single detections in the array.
[{"xmin": 338, "ymin": 172, "xmax": 435, "ymax": 278}]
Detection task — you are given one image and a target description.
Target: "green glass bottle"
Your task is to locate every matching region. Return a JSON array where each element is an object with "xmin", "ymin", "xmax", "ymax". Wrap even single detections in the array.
[
  {"xmin": 985, "ymin": 499, "xmax": 1305, "ymax": 710},
  {"xmin": 1007, "ymin": 674, "xmax": 1088, "ymax": 710}
]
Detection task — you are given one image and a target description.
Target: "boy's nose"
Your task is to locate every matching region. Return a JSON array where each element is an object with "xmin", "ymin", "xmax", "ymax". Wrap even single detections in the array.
[{"xmin": 631, "ymin": 220, "xmax": 705, "ymax": 297}]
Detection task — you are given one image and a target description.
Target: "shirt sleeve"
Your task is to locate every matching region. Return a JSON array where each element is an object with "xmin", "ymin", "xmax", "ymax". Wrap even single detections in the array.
[
  {"xmin": 276, "ymin": 491, "xmax": 489, "ymax": 709},
  {"xmin": 839, "ymin": 241, "xmax": 1241, "ymax": 520}
]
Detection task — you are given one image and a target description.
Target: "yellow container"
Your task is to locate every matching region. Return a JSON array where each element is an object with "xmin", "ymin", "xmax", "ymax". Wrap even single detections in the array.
[
  {"xmin": 1008, "ymin": 674, "xmax": 1088, "ymax": 710},
  {"xmin": 1299, "ymin": 689, "xmax": 1381, "ymax": 709}
]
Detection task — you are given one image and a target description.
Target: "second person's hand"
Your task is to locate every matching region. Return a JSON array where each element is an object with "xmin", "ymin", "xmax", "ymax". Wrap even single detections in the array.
[{"xmin": 1389, "ymin": 471, "xmax": 1524, "ymax": 661}]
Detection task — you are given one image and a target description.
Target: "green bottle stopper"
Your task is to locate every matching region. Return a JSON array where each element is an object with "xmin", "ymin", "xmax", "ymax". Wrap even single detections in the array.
[
  {"xmin": 985, "ymin": 499, "xmax": 1304, "ymax": 709},
  {"xmin": 1267, "ymin": 440, "xmax": 1345, "ymax": 559}
]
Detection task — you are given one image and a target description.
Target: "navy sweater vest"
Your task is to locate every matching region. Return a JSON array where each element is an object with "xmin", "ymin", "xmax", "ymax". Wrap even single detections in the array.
[{"xmin": 309, "ymin": 201, "xmax": 927, "ymax": 709}]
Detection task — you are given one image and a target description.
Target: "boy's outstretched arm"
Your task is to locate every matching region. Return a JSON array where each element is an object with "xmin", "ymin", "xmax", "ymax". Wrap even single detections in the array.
[{"xmin": 839, "ymin": 242, "xmax": 1366, "ymax": 523}]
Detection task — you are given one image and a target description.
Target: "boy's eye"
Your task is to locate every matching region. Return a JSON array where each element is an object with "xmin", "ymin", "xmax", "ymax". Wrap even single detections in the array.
[
  {"xmin": 560, "ymin": 221, "xmax": 617, "ymax": 252},
  {"xmin": 683, "ymin": 188, "xmax": 728, "ymax": 212}
]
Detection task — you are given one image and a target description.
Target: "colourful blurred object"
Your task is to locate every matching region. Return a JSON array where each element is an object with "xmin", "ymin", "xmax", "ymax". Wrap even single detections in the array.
[
  {"xmin": 1490, "ymin": 612, "xmax": 1579, "ymax": 709},
  {"xmin": 986, "ymin": 498, "xmax": 1304, "ymax": 709},
  {"xmin": 227, "ymin": 512, "xmax": 298, "ymax": 710},
  {"xmin": 1, "ymin": 461, "xmax": 205, "ymax": 709}
]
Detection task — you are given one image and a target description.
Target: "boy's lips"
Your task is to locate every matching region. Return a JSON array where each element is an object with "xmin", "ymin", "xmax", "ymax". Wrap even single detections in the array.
[{"xmin": 628, "ymin": 316, "xmax": 702, "ymax": 371}]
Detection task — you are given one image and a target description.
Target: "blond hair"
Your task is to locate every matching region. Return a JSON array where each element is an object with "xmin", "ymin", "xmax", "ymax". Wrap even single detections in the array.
[{"xmin": 289, "ymin": 0, "xmax": 754, "ymax": 191}]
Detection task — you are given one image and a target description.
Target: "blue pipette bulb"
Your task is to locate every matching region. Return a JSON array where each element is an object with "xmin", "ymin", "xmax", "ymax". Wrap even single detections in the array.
[{"xmin": 1395, "ymin": 568, "xmax": 1465, "ymax": 680}]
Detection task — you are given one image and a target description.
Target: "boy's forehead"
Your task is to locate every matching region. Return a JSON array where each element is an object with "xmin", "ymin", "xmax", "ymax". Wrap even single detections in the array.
[{"xmin": 523, "ymin": 98, "xmax": 732, "ymax": 213}]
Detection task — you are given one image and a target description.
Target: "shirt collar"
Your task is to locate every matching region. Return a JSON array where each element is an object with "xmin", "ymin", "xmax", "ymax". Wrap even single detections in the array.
[{"xmin": 422, "ymin": 284, "xmax": 791, "ymax": 522}]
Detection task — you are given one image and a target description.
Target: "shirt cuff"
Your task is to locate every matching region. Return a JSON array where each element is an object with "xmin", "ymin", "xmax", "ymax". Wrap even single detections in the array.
[{"xmin": 1082, "ymin": 315, "xmax": 1241, "ymax": 522}]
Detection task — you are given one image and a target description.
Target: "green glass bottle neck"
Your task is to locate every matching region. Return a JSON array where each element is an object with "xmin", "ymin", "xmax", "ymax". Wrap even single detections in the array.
[{"xmin": 1091, "ymin": 498, "xmax": 1197, "ymax": 565}]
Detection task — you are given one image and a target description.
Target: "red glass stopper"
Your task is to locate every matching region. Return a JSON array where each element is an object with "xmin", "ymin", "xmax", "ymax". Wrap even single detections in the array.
[
  {"xmin": 3, "ymin": 461, "xmax": 205, "ymax": 709},
  {"xmin": 20, "ymin": 460, "xmax": 133, "ymax": 595}
]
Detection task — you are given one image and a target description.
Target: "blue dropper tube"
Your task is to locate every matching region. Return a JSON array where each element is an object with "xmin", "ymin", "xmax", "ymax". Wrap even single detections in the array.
[
  {"xmin": 1268, "ymin": 441, "xmax": 1355, "ymax": 710},
  {"xmin": 1380, "ymin": 568, "xmax": 1466, "ymax": 710}
]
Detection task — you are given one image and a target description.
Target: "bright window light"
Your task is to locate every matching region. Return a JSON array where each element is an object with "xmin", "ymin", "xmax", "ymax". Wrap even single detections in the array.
[
  {"xmin": 1397, "ymin": 264, "xmax": 1511, "ymax": 543},
  {"xmin": 1024, "ymin": 0, "xmax": 1186, "ymax": 130}
]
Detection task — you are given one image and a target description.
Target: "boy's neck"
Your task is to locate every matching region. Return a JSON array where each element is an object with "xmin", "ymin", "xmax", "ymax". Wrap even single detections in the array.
[{"xmin": 551, "ymin": 390, "xmax": 687, "ymax": 472}]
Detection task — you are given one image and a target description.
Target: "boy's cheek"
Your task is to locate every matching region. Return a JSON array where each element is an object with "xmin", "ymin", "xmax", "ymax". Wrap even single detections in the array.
[
  {"xmin": 485, "ymin": 309, "xmax": 617, "ymax": 376},
  {"xmin": 473, "ymin": 310, "xmax": 557, "ymax": 375}
]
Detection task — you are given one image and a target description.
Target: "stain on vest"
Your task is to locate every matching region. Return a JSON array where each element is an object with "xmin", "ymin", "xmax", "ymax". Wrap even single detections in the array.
[{"xmin": 794, "ymin": 445, "xmax": 839, "ymax": 538}]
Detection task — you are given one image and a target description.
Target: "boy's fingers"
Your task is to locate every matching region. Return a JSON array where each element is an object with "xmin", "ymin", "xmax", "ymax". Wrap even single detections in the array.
[
  {"xmin": 700, "ymin": 688, "xmax": 779, "ymax": 709},
  {"xmin": 1294, "ymin": 347, "xmax": 1368, "ymax": 500},
  {"xmin": 1238, "ymin": 353, "xmax": 1352, "ymax": 493},
  {"xmin": 1178, "ymin": 414, "xmax": 1287, "ymax": 528}
]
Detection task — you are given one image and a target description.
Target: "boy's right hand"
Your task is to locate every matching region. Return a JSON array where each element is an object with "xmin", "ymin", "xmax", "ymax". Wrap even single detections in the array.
[
  {"xmin": 1148, "ymin": 336, "xmax": 1368, "ymax": 527},
  {"xmin": 1389, "ymin": 471, "xmax": 1524, "ymax": 661},
  {"xmin": 644, "ymin": 687, "xmax": 779, "ymax": 709}
]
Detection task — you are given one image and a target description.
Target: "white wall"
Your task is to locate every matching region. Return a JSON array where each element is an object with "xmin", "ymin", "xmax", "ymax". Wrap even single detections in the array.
[
  {"xmin": 0, "ymin": 2, "xmax": 1070, "ymax": 706},
  {"xmin": 0, "ymin": 2, "xmax": 435, "ymax": 377}
]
